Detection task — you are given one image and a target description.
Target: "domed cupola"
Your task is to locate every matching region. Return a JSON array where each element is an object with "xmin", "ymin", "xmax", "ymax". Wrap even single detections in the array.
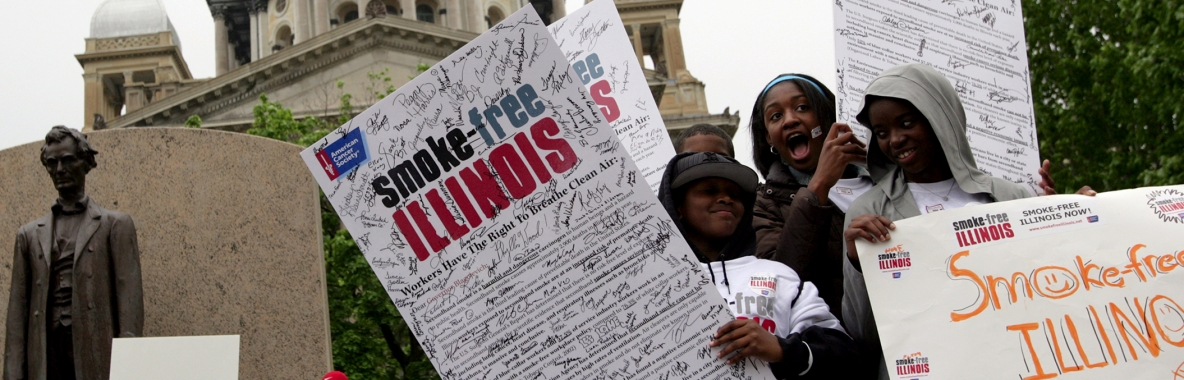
[
  {"xmin": 76, "ymin": 0, "xmax": 192, "ymax": 131},
  {"xmin": 90, "ymin": 0, "xmax": 180, "ymax": 48}
]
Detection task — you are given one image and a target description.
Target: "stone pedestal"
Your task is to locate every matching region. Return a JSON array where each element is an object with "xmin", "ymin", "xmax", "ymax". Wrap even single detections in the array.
[{"xmin": 0, "ymin": 128, "xmax": 330, "ymax": 379}]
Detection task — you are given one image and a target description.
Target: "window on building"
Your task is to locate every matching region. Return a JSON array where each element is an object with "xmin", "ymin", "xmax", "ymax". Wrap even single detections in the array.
[
  {"xmin": 529, "ymin": 0, "xmax": 553, "ymax": 24},
  {"xmin": 382, "ymin": 0, "xmax": 400, "ymax": 15},
  {"xmin": 487, "ymin": 7, "xmax": 505, "ymax": 28},
  {"xmin": 274, "ymin": 25, "xmax": 293, "ymax": 52},
  {"xmin": 102, "ymin": 73, "xmax": 126, "ymax": 117},
  {"xmin": 336, "ymin": 2, "xmax": 360, "ymax": 23},
  {"xmin": 416, "ymin": 4, "xmax": 435, "ymax": 23},
  {"xmin": 132, "ymin": 70, "xmax": 156, "ymax": 84}
]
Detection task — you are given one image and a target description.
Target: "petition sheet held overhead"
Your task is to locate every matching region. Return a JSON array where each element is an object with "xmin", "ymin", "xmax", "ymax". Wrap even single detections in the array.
[
  {"xmin": 300, "ymin": 7, "xmax": 772, "ymax": 380},
  {"xmin": 834, "ymin": 0, "xmax": 1043, "ymax": 194},
  {"xmin": 549, "ymin": 0, "xmax": 676, "ymax": 194}
]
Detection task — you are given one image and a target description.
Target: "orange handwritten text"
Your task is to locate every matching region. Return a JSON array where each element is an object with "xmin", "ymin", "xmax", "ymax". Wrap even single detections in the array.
[
  {"xmin": 1006, "ymin": 294, "xmax": 1184, "ymax": 379},
  {"xmin": 948, "ymin": 244, "xmax": 1184, "ymax": 321}
]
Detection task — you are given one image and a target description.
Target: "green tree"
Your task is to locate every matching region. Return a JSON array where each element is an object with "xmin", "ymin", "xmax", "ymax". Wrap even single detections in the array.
[
  {"xmin": 246, "ymin": 66, "xmax": 438, "ymax": 380},
  {"xmin": 1024, "ymin": 0, "xmax": 1184, "ymax": 191},
  {"xmin": 184, "ymin": 115, "xmax": 202, "ymax": 128}
]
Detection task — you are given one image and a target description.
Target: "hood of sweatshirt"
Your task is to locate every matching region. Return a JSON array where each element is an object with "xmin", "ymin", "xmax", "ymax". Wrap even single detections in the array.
[
  {"xmin": 855, "ymin": 63, "xmax": 995, "ymax": 196},
  {"xmin": 657, "ymin": 152, "xmax": 759, "ymax": 263}
]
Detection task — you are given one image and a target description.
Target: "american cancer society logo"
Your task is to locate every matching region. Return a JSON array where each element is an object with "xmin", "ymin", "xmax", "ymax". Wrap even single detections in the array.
[
  {"xmin": 315, "ymin": 128, "xmax": 370, "ymax": 181},
  {"xmin": 1146, "ymin": 188, "xmax": 1184, "ymax": 224}
]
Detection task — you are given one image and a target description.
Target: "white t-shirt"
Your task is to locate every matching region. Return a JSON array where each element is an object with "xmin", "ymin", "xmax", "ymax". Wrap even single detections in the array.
[
  {"xmin": 907, "ymin": 178, "xmax": 991, "ymax": 215},
  {"xmin": 701, "ymin": 256, "xmax": 843, "ymax": 338},
  {"xmin": 702, "ymin": 256, "xmax": 847, "ymax": 376},
  {"xmin": 829, "ymin": 177, "xmax": 875, "ymax": 213}
]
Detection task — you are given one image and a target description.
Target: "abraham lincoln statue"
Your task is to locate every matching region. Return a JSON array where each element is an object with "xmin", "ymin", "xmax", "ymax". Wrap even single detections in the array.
[{"xmin": 5, "ymin": 126, "xmax": 143, "ymax": 380}]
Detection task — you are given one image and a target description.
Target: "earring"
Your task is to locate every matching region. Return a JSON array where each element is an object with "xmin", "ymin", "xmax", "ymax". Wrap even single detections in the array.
[{"xmin": 770, "ymin": 146, "xmax": 777, "ymax": 154}]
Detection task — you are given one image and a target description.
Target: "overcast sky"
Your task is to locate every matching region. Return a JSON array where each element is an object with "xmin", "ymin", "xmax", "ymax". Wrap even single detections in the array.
[{"xmin": 0, "ymin": 0, "xmax": 834, "ymax": 169}]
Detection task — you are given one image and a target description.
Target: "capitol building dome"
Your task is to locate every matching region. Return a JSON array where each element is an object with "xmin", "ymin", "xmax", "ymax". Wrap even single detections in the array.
[{"xmin": 89, "ymin": 0, "xmax": 178, "ymax": 42}]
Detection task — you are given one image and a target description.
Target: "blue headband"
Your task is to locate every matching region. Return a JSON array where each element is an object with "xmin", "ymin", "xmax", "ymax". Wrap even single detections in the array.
[{"xmin": 761, "ymin": 75, "xmax": 826, "ymax": 98}]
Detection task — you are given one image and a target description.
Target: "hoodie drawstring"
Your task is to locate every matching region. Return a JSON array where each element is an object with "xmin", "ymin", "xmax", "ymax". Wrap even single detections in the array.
[
  {"xmin": 707, "ymin": 260, "xmax": 732, "ymax": 294},
  {"xmin": 707, "ymin": 263, "xmax": 717, "ymax": 291},
  {"xmin": 721, "ymin": 260, "xmax": 730, "ymax": 293}
]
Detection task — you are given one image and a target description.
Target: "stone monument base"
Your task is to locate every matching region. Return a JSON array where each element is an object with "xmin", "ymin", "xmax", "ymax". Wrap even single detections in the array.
[{"xmin": 0, "ymin": 128, "xmax": 329, "ymax": 379}]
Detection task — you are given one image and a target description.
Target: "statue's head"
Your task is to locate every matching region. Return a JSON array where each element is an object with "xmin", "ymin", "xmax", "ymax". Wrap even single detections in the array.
[{"xmin": 40, "ymin": 126, "xmax": 98, "ymax": 193}]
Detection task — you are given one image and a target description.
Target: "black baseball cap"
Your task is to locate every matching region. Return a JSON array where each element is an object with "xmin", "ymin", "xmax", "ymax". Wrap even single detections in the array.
[{"xmin": 671, "ymin": 152, "xmax": 759, "ymax": 193}]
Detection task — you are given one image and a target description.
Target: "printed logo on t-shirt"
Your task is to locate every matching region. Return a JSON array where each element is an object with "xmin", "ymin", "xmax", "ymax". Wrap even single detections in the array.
[
  {"xmin": 735, "ymin": 274, "xmax": 781, "ymax": 334},
  {"xmin": 836, "ymin": 187, "xmax": 853, "ymax": 195},
  {"xmin": 733, "ymin": 291, "xmax": 777, "ymax": 334},
  {"xmin": 925, "ymin": 204, "xmax": 944, "ymax": 213},
  {"xmin": 749, "ymin": 274, "xmax": 777, "ymax": 296}
]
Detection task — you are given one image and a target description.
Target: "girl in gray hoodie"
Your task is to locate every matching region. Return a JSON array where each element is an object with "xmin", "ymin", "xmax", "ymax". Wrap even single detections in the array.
[{"xmin": 840, "ymin": 63, "xmax": 1034, "ymax": 379}]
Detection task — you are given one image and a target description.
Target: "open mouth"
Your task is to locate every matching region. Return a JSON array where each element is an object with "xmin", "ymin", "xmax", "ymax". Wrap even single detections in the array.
[{"xmin": 787, "ymin": 133, "xmax": 810, "ymax": 161}]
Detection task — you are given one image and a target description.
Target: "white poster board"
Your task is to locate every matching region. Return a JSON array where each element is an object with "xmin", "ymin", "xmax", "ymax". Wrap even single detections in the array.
[
  {"xmin": 300, "ymin": 7, "xmax": 772, "ymax": 379},
  {"xmin": 834, "ymin": 0, "xmax": 1043, "ymax": 194},
  {"xmin": 548, "ymin": 0, "xmax": 676, "ymax": 194},
  {"xmin": 109, "ymin": 335, "xmax": 240, "ymax": 380},
  {"xmin": 856, "ymin": 185, "xmax": 1184, "ymax": 379}
]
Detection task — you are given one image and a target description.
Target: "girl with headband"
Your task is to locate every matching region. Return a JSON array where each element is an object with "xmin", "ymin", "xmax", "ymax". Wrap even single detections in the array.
[{"xmin": 749, "ymin": 73, "xmax": 874, "ymax": 322}]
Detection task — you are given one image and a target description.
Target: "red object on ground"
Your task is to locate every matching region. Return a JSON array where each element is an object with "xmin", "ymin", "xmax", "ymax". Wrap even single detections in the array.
[{"xmin": 322, "ymin": 371, "xmax": 348, "ymax": 380}]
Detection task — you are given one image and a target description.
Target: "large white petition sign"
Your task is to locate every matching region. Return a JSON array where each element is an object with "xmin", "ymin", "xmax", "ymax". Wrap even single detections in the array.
[
  {"xmin": 856, "ymin": 186, "xmax": 1184, "ymax": 379},
  {"xmin": 301, "ymin": 7, "xmax": 772, "ymax": 379},
  {"xmin": 834, "ymin": 0, "xmax": 1043, "ymax": 194}
]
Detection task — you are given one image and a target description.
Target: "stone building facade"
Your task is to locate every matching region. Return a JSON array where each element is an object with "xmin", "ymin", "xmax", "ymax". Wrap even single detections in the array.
[{"xmin": 78, "ymin": 0, "xmax": 738, "ymax": 139}]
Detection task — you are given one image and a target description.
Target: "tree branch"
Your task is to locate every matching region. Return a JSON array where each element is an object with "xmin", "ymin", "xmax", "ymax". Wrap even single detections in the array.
[{"xmin": 379, "ymin": 322, "xmax": 410, "ymax": 368}]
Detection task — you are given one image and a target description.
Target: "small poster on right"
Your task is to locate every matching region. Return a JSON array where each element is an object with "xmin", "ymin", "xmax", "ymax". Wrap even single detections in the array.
[
  {"xmin": 854, "ymin": 185, "xmax": 1184, "ymax": 379},
  {"xmin": 834, "ymin": 0, "xmax": 1042, "ymax": 194}
]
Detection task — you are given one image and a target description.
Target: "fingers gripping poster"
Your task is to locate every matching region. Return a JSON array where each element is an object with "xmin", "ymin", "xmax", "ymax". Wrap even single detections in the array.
[
  {"xmin": 856, "ymin": 185, "xmax": 1184, "ymax": 379},
  {"xmin": 301, "ymin": 8, "xmax": 773, "ymax": 380},
  {"xmin": 548, "ymin": 0, "xmax": 676, "ymax": 194},
  {"xmin": 834, "ymin": 0, "xmax": 1043, "ymax": 194}
]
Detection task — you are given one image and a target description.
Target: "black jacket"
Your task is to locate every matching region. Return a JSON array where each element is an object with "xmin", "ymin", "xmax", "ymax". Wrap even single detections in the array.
[{"xmin": 658, "ymin": 152, "xmax": 860, "ymax": 379}]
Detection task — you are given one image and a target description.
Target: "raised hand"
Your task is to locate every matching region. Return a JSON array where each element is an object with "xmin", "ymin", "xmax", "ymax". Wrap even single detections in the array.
[{"xmin": 809, "ymin": 123, "xmax": 867, "ymax": 205}]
